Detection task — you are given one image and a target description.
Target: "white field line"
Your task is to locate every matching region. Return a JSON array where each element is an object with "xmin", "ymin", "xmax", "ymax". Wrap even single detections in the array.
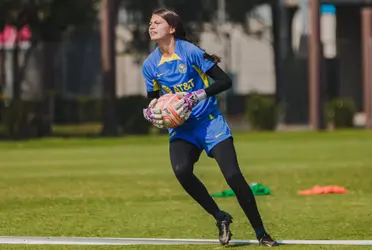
[{"xmin": 0, "ymin": 236, "xmax": 371, "ymax": 246}]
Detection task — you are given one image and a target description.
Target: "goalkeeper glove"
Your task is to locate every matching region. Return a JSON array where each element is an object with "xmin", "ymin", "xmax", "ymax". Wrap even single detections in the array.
[
  {"xmin": 143, "ymin": 98, "xmax": 164, "ymax": 129},
  {"xmin": 176, "ymin": 89, "xmax": 207, "ymax": 119}
]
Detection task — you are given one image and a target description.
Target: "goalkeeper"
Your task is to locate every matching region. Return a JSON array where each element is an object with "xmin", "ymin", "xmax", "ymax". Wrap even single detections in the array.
[{"xmin": 142, "ymin": 8, "xmax": 278, "ymax": 247}]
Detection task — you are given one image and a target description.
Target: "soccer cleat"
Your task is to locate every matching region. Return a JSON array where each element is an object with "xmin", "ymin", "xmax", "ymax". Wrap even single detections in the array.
[
  {"xmin": 215, "ymin": 211, "xmax": 233, "ymax": 245},
  {"xmin": 258, "ymin": 233, "xmax": 279, "ymax": 247}
]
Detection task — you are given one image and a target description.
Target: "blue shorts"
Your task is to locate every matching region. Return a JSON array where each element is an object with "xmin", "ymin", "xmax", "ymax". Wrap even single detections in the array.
[{"xmin": 169, "ymin": 113, "xmax": 233, "ymax": 157}]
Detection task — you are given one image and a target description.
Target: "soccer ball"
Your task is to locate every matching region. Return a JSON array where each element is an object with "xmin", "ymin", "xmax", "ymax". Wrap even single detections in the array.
[{"xmin": 155, "ymin": 93, "xmax": 189, "ymax": 128}]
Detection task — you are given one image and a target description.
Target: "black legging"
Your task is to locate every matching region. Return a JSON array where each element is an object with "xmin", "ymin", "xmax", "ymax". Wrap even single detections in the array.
[{"xmin": 169, "ymin": 137, "xmax": 264, "ymax": 230}]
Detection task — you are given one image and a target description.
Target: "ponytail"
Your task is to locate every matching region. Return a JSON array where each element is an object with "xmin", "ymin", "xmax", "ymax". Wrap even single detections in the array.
[{"xmin": 153, "ymin": 8, "xmax": 222, "ymax": 64}]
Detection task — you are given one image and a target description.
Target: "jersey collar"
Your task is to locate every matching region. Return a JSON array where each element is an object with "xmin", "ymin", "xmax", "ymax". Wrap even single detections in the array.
[{"xmin": 157, "ymin": 39, "xmax": 182, "ymax": 66}]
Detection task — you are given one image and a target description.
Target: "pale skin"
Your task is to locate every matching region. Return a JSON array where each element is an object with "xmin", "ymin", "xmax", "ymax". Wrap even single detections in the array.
[
  {"xmin": 149, "ymin": 14, "xmax": 176, "ymax": 57},
  {"xmin": 145, "ymin": 13, "xmax": 191, "ymax": 128}
]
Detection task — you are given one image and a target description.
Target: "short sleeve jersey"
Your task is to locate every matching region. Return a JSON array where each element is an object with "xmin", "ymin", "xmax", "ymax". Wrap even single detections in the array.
[{"xmin": 142, "ymin": 39, "xmax": 218, "ymax": 126}]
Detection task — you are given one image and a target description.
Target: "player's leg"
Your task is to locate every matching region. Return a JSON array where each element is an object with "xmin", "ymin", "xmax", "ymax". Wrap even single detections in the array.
[
  {"xmin": 169, "ymin": 139, "xmax": 220, "ymax": 217},
  {"xmin": 210, "ymin": 138, "xmax": 264, "ymax": 231},
  {"xmin": 210, "ymin": 138, "xmax": 278, "ymax": 247},
  {"xmin": 169, "ymin": 138, "xmax": 232, "ymax": 245},
  {"xmin": 200, "ymin": 114, "xmax": 278, "ymax": 247}
]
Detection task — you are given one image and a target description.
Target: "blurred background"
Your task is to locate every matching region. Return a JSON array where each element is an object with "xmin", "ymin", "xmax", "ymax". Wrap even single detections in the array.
[{"xmin": 0, "ymin": 0, "xmax": 371, "ymax": 139}]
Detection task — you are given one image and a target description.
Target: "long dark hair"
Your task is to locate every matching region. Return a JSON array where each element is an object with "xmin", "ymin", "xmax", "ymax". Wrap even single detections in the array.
[{"xmin": 152, "ymin": 8, "xmax": 221, "ymax": 64}]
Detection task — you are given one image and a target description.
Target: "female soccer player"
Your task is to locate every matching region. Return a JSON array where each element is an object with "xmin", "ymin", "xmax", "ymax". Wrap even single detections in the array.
[{"xmin": 142, "ymin": 8, "xmax": 278, "ymax": 247}]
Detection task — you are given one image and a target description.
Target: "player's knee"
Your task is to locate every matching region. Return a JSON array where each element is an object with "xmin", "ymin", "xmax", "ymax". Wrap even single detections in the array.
[
  {"xmin": 172, "ymin": 162, "xmax": 193, "ymax": 181},
  {"xmin": 225, "ymin": 172, "xmax": 245, "ymax": 188}
]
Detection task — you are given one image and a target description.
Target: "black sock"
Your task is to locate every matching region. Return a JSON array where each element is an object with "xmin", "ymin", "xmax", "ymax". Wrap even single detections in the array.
[
  {"xmin": 227, "ymin": 173, "xmax": 265, "ymax": 231},
  {"xmin": 254, "ymin": 227, "xmax": 266, "ymax": 238},
  {"xmin": 211, "ymin": 138, "xmax": 267, "ymax": 234},
  {"xmin": 170, "ymin": 139, "xmax": 221, "ymax": 218},
  {"xmin": 177, "ymin": 173, "xmax": 221, "ymax": 217}
]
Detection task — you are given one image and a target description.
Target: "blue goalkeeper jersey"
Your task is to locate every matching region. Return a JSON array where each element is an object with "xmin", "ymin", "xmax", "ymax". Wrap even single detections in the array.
[{"xmin": 142, "ymin": 39, "xmax": 220, "ymax": 128}]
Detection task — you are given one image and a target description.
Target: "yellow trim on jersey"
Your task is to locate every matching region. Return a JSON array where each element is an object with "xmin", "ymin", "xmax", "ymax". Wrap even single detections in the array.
[
  {"xmin": 209, "ymin": 114, "xmax": 215, "ymax": 120},
  {"xmin": 158, "ymin": 53, "xmax": 182, "ymax": 66},
  {"xmin": 192, "ymin": 65, "xmax": 209, "ymax": 87},
  {"xmin": 161, "ymin": 85, "xmax": 172, "ymax": 93},
  {"xmin": 152, "ymin": 79, "xmax": 160, "ymax": 91}
]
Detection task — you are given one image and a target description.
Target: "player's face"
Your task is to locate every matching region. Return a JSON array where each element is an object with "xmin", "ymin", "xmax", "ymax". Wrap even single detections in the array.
[{"xmin": 149, "ymin": 14, "xmax": 175, "ymax": 41}]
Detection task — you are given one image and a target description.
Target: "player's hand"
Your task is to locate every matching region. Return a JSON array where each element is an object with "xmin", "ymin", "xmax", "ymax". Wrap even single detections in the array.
[
  {"xmin": 177, "ymin": 89, "xmax": 207, "ymax": 119},
  {"xmin": 173, "ymin": 98, "xmax": 191, "ymax": 120},
  {"xmin": 143, "ymin": 98, "xmax": 164, "ymax": 129}
]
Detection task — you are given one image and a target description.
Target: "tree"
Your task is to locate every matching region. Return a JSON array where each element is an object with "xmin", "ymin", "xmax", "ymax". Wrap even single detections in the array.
[
  {"xmin": 118, "ymin": 0, "xmax": 270, "ymax": 55},
  {"xmin": 0, "ymin": 0, "xmax": 99, "ymax": 138},
  {"xmin": 226, "ymin": 0, "xmax": 271, "ymax": 24},
  {"xmin": 100, "ymin": 0, "xmax": 120, "ymax": 136}
]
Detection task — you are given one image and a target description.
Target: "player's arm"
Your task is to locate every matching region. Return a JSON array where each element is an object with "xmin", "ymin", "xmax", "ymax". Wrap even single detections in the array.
[
  {"xmin": 204, "ymin": 64, "xmax": 232, "ymax": 97},
  {"xmin": 181, "ymin": 43, "xmax": 232, "ymax": 100},
  {"xmin": 179, "ymin": 64, "xmax": 231, "ymax": 104},
  {"xmin": 142, "ymin": 61, "xmax": 164, "ymax": 128},
  {"xmin": 143, "ymin": 60, "xmax": 160, "ymax": 99},
  {"xmin": 176, "ymin": 42, "xmax": 231, "ymax": 117}
]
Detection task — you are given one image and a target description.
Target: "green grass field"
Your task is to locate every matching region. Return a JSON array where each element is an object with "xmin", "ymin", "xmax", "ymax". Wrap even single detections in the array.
[{"xmin": 0, "ymin": 130, "xmax": 372, "ymax": 250}]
